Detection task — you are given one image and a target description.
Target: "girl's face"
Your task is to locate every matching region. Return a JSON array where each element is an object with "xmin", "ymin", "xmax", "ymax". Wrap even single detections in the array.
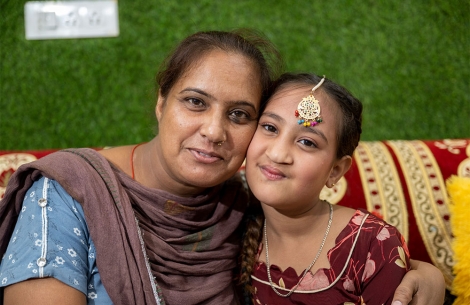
[
  {"xmin": 155, "ymin": 50, "xmax": 262, "ymax": 194},
  {"xmin": 245, "ymin": 84, "xmax": 351, "ymax": 215}
]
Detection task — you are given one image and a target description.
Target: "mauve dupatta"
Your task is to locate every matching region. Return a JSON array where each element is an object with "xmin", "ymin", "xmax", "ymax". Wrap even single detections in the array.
[{"xmin": 0, "ymin": 148, "xmax": 247, "ymax": 305}]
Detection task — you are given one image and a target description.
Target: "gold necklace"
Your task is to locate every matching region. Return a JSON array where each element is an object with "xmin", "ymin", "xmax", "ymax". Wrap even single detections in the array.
[{"xmin": 264, "ymin": 202, "xmax": 333, "ymax": 297}]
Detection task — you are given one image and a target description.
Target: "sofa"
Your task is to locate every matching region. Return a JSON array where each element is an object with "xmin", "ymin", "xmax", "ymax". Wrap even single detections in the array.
[{"xmin": 1, "ymin": 138, "xmax": 469, "ymax": 303}]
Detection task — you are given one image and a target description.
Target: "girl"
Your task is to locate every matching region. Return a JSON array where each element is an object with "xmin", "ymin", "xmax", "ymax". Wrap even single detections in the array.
[{"xmin": 240, "ymin": 73, "xmax": 415, "ymax": 304}]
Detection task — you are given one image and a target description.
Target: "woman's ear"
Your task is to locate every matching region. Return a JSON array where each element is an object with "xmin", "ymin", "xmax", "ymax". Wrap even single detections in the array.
[
  {"xmin": 327, "ymin": 155, "xmax": 352, "ymax": 188},
  {"xmin": 155, "ymin": 90, "xmax": 165, "ymax": 122}
]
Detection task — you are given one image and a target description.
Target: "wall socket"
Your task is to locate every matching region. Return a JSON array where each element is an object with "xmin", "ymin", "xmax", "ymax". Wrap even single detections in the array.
[{"xmin": 25, "ymin": 1, "xmax": 119, "ymax": 40}]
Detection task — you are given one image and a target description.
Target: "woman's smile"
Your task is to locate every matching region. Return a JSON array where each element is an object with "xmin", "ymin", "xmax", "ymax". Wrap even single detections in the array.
[{"xmin": 188, "ymin": 147, "xmax": 224, "ymax": 164}]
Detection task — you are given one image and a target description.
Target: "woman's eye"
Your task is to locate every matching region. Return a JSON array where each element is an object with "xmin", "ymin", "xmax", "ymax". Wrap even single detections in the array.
[
  {"xmin": 299, "ymin": 139, "xmax": 317, "ymax": 148},
  {"xmin": 229, "ymin": 110, "xmax": 251, "ymax": 123},
  {"xmin": 186, "ymin": 98, "xmax": 205, "ymax": 107}
]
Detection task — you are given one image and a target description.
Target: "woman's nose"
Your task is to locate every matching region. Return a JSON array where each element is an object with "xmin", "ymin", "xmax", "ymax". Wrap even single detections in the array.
[{"xmin": 199, "ymin": 113, "xmax": 227, "ymax": 144}]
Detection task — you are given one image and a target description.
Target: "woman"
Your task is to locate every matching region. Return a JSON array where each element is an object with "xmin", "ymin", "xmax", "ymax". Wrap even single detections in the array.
[{"xmin": 0, "ymin": 30, "xmax": 444, "ymax": 305}]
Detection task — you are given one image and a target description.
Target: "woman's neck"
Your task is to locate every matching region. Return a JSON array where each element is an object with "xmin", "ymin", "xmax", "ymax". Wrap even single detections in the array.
[{"xmin": 136, "ymin": 139, "xmax": 210, "ymax": 197}]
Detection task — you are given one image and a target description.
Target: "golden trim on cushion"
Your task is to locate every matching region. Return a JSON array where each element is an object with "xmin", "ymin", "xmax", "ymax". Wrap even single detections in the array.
[
  {"xmin": 0, "ymin": 153, "xmax": 38, "ymax": 198},
  {"xmin": 320, "ymin": 176, "xmax": 347, "ymax": 204},
  {"xmin": 388, "ymin": 140, "xmax": 454, "ymax": 287},
  {"xmin": 434, "ymin": 139, "xmax": 468, "ymax": 155},
  {"xmin": 354, "ymin": 142, "xmax": 408, "ymax": 239}
]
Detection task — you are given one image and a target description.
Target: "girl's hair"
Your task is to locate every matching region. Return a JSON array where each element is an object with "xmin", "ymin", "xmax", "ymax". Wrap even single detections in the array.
[
  {"xmin": 238, "ymin": 195, "xmax": 264, "ymax": 304},
  {"xmin": 156, "ymin": 29, "xmax": 283, "ymax": 111},
  {"xmin": 238, "ymin": 73, "xmax": 363, "ymax": 301}
]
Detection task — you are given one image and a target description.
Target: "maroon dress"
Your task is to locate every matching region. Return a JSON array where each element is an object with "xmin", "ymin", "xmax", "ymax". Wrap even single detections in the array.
[{"xmin": 251, "ymin": 210, "xmax": 410, "ymax": 305}]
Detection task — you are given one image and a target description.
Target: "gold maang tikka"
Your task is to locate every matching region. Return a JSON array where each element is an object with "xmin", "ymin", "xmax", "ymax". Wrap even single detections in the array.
[{"xmin": 295, "ymin": 76, "xmax": 326, "ymax": 127}]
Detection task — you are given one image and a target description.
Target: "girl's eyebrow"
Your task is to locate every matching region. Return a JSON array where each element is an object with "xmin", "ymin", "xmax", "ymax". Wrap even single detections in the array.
[
  {"xmin": 261, "ymin": 111, "xmax": 284, "ymax": 122},
  {"xmin": 262, "ymin": 111, "xmax": 328, "ymax": 142},
  {"xmin": 305, "ymin": 126, "xmax": 328, "ymax": 143}
]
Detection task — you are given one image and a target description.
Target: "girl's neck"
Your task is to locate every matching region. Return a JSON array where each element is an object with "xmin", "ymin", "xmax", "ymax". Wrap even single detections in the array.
[
  {"xmin": 260, "ymin": 199, "xmax": 334, "ymax": 274},
  {"xmin": 261, "ymin": 199, "xmax": 329, "ymax": 239}
]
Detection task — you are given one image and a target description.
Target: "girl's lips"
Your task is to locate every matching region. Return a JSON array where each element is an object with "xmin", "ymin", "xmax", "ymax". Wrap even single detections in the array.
[
  {"xmin": 188, "ymin": 148, "xmax": 223, "ymax": 164},
  {"xmin": 260, "ymin": 165, "xmax": 286, "ymax": 180}
]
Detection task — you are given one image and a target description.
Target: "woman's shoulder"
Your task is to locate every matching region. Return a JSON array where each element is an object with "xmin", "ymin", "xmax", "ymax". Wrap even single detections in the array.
[{"xmin": 98, "ymin": 145, "xmax": 134, "ymax": 176}]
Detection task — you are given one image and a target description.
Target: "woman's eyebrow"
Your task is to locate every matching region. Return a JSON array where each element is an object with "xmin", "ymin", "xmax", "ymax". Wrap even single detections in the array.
[
  {"xmin": 231, "ymin": 101, "xmax": 257, "ymax": 112},
  {"xmin": 181, "ymin": 87, "xmax": 257, "ymax": 112},
  {"xmin": 180, "ymin": 87, "xmax": 212, "ymax": 98}
]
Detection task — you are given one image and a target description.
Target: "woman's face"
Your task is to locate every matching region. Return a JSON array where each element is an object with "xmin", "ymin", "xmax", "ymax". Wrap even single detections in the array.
[{"xmin": 155, "ymin": 50, "xmax": 262, "ymax": 193}]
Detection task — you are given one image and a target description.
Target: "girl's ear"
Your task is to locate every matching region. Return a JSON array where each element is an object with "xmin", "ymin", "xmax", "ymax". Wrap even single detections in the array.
[
  {"xmin": 327, "ymin": 155, "xmax": 352, "ymax": 188},
  {"xmin": 155, "ymin": 90, "xmax": 165, "ymax": 122}
]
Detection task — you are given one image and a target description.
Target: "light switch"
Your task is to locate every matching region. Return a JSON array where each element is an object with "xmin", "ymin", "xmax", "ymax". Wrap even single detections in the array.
[{"xmin": 25, "ymin": 1, "xmax": 119, "ymax": 40}]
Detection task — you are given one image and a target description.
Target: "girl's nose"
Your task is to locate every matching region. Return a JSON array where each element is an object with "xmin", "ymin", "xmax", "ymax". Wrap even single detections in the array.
[{"xmin": 265, "ymin": 137, "xmax": 293, "ymax": 164}]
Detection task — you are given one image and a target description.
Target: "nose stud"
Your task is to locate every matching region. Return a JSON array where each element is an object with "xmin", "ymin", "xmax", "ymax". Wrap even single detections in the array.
[{"xmin": 217, "ymin": 141, "xmax": 225, "ymax": 146}]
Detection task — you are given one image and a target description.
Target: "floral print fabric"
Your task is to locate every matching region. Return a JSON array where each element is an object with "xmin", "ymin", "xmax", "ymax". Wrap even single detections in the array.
[
  {"xmin": 251, "ymin": 210, "xmax": 410, "ymax": 305},
  {"xmin": 0, "ymin": 177, "xmax": 112, "ymax": 304}
]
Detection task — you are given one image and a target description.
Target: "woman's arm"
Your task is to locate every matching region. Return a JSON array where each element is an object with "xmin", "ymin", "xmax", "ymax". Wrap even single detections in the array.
[
  {"xmin": 0, "ymin": 177, "xmax": 105, "ymax": 304},
  {"xmin": 392, "ymin": 259, "xmax": 445, "ymax": 305},
  {"xmin": 4, "ymin": 278, "xmax": 86, "ymax": 305}
]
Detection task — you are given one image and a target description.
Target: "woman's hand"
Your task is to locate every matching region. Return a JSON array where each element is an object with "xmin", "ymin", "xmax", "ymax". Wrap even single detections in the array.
[{"xmin": 392, "ymin": 259, "xmax": 446, "ymax": 305}]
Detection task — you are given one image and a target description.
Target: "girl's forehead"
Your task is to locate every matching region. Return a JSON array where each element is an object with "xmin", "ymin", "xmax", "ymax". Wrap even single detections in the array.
[{"xmin": 267, "ymin": 84, "xmax": 315, "ymax": 109}]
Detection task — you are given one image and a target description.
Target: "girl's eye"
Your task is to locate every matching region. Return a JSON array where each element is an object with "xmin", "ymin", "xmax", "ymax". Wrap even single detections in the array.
[
  {"xmin": 299, "ymin": 139, "xmax": 317, "ymax": 148},
  {"xmin": 229, "ymin": 110, "xmax": 252, "ymax": 123},
  {"xmin": 261, "ymin": 123, "xmax": 277, "ymax": 133}
]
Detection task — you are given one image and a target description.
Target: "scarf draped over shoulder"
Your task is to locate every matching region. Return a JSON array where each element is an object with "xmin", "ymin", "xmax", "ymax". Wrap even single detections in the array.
[{"xmin": 0, "ymin": 148, "xmax": 248, "ymax": 305}]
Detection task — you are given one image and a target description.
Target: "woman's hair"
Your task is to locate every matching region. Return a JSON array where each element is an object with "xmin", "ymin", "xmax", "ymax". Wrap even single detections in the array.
[
  {"xmin": 156, "ymin": 29, "xmax": 283, "ymax": 111},
  {"xmin": 238, "ymin": 73, "xmax": 363, "ymax": 301}
]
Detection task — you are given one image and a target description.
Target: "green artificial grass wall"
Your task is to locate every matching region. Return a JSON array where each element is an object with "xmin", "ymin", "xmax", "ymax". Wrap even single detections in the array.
[{"xmin": 1, "ymin": 0, "xmax": 469, "ymax": 150}]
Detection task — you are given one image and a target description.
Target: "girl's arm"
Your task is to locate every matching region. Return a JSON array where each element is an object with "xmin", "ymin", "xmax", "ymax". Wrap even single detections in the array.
[{"xmin": 392, "ymin": 259, "xmax": 445, "ymax": 305}]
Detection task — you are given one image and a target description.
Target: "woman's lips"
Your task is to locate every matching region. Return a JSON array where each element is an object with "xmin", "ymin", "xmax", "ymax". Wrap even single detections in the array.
[{"xmin": 188, "ymin": 148, "xmax": 223, "ymax": 164}]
